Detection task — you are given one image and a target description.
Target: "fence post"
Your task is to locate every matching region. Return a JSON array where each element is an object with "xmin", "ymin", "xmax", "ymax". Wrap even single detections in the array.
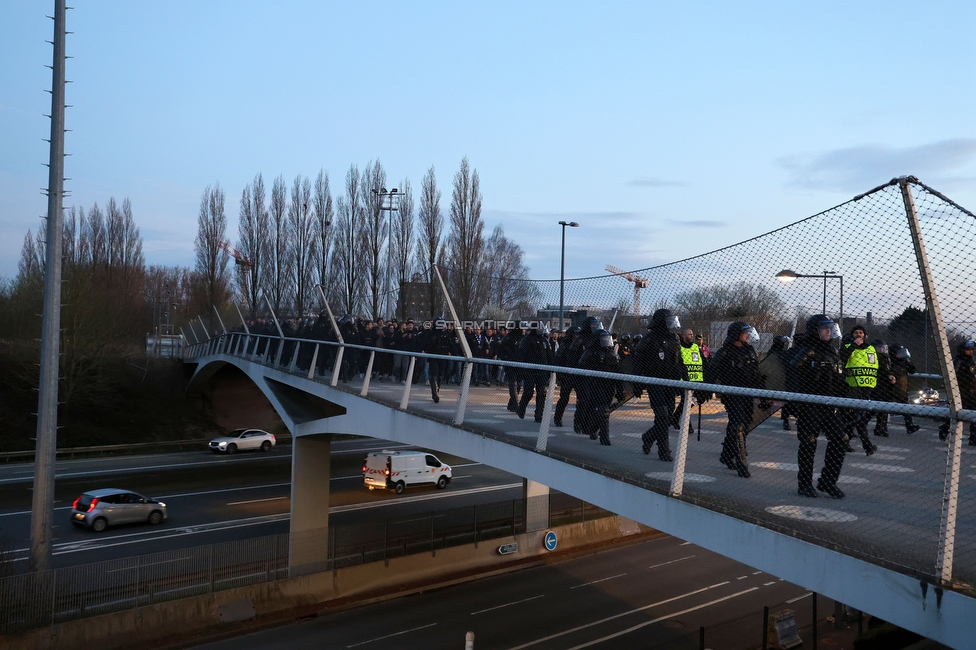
[
  {"xmin": 536, "ymin": 371, "xmax": 557, "ymax": 452},
  {"xmin": 400, "ymin": 356, "xmax": 416, "ymax": 410},
  {"xmin": 898, "ymin": 177, "xmax": 965, "ymax": 583},
  {"xmin": 361, "ymin": 351, "xmax": 376, "ymax": 397},
  {"xmin": 430, "ymin": 266, "xmax": 474, "ymax": 425},
  {"xmin": 307, "ymin": 344, "xmax": 319, "ymax": 380},
  {"xmin": 288, "ymin": 341, "xmax": 300, "ymax": 373},
  {"xmin": 670, "ymin": 389, "xmax": 694, "ymax": 497}
]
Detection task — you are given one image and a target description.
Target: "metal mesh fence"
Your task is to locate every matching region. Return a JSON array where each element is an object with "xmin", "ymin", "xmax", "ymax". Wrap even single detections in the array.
[{"xmin": 190, "ymin": 177, "xmax": 976, "ymax": 594}]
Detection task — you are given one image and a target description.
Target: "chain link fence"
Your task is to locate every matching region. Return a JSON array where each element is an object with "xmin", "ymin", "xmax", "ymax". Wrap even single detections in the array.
[{"xmin": 188, "ymin": 177, "xmax": 976, "ymax": 596}]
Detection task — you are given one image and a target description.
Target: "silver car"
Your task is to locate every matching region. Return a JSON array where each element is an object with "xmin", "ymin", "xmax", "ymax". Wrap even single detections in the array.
[
  {"xmin": 209, "ymin": 428, "xmax": 276, "ymax": 454},
  {"xmin": 71, "ymin": 488, "xmax": 167, "ymax": 532}
]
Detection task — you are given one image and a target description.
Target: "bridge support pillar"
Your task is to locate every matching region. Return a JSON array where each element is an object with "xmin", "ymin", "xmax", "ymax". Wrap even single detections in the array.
[
  {"xmin": 523, "ymin": 479, "xmax": 550, "ymax": 532},
  {"xmin": 289, "ymin": 434, "xmax": 331, "ymax": 576}
]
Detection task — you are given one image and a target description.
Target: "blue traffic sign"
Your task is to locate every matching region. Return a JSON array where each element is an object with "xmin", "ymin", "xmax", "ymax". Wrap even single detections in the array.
[{"xmin": 544, "ymin": 530, "xmax": 557, "ymax": 552}]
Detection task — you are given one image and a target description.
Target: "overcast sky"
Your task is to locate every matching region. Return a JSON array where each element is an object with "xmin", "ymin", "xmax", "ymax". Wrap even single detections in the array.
[{"xmin": 2, "ymin": 1, "xmax": 974, "ymax": 283}]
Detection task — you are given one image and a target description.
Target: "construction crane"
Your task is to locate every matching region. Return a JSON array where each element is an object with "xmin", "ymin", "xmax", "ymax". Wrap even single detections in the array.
[
  {"xmin": 220, "ymin": 241, "xmax": 252, "ymax": 269},
  {"xmin": 606, "ymin": 264, "xmax": 649, "ymax": 316}
]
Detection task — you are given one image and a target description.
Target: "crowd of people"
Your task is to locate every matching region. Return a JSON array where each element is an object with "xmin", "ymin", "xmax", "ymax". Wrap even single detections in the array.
[{"xmin": 232, "ymin": 308, "xmax": 976, "ymax": 500}]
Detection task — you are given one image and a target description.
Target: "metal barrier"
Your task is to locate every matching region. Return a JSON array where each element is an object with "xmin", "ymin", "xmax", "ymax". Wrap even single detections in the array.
[{"xmin": 0, "ymin": 494, "xmax": 606, "ymax": 635}]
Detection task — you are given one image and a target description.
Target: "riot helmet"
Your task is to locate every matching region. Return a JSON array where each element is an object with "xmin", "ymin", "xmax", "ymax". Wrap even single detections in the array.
[
  {"xmin": 958, "ymin": 339, "xmax": 976, "ymax": 355},
  {"xmin": 650, "ymin": 308, "xmax": 680, "ymax": 333},
  {"xmin": 727, "ymin": 321, "xmax": 759, "ymax": 345},
  {"xmin": 806, "ymin": 314, "xmax": 840, "ymax": 341},
  {"xmin": 872, "ymin": 339, "xmax": 889, "ymax": 355},
  {"xmin": 620, "ymin": 333, "xmax": 632, "ymax": 343},
  {"xmin": 772, "ymin": 335, "xmax": 792, "ymax": 351},
  {"xmin": 891, "ymin": 345, "xmax": 911, "ymax": 361},
  {"xmin": 597, "ymin": 329, "xmax": 614, "ymax": 349},
  {"xmin": 633, "ymin": 333, "xmax": 643, "ymax": 344}
]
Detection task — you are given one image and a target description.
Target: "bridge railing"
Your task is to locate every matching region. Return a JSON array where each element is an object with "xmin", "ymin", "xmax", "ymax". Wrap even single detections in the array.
[{"xmin": 188, "ymin": 177, "xmax": 976, "ymax": 595}]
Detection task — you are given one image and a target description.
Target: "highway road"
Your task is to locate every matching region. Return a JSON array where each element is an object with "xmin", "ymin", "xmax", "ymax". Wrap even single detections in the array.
[
  {"xmin": 0, "ymin": 437, "xmax": 526, "ymax": 568},
  {"xmin": 190, "ymin": 534, "xmax": 831, "ymax": 650}
]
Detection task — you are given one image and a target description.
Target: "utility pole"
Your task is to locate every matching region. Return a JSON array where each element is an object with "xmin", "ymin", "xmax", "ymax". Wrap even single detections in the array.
[{"xmin": 31, "ymin": 0, "xmax": 68, "ymax": 572}]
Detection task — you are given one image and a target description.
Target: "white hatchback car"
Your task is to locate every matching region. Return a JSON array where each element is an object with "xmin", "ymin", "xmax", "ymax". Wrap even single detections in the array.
[{"xmin": 209, "ymin": 428, "xmax": 276, "ymax": 454}]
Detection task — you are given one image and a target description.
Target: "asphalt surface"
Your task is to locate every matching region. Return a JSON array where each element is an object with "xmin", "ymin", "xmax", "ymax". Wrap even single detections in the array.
[
  {"xmin": 0, "ymin": 438, "xmax": 525, "ymax": 568},
  {"xmin": 189, "ymin": 534, "xmax": 831, "ymax": 650}
]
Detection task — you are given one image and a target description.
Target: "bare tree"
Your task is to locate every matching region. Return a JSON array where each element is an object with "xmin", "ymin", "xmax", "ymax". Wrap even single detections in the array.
[
  {"xmin": 236, "ymin": 177, "xmax": 264, "ymax": 318},
  {"xmin": 673, "ymin": 282, "xmax": 786, "ymax": 333},
  {"xmin": 83, "ymin": 203, "xmax": 106, "ymax": 268},
  {"xmin": 416, "ymin": 166, "xmax": 444, "ymax": 318},
  {"xmin": 289, "ymin": 174, "xmax": 316, "ymax": 317},
  {"xmin": 446, "ymin": 157, "xmax": 487, "ymax": 318},
  {"xmin": 106, "ymin": 197, "xmax": 123, "ymax": 278},
  {"xmin": 312, "ymin": 169, "xmax": 334, "ymax": 305},
  {"xmin": 483, "ymin": 224, "xmax": 539, "ymax": 314},
  {"xmin": 193, "ymin": 183, "xmax": 231, "ymax": 316},
  {"xmin": 264, "ymin": 175, "xmax": 293, "ymax": 316},
  {"xmin": 392, "ymin": 178, "xmax": 414, "ymax": 320},
  {"xmin": 332, "ymin": 164, "xmax": 364, "ymax": 315},
  {"xmin": 360, "ymin": 160, "xmax": 387, "ymax": 319},
  {"xmin": 119, "ymin": 198, "xmax": 144, "ymax": 294}
]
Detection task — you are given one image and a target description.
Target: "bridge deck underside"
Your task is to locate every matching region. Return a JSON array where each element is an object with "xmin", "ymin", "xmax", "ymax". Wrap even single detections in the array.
[{"xmin": 253, "ymin": 357, "xmax": 975, "ymax": 591}]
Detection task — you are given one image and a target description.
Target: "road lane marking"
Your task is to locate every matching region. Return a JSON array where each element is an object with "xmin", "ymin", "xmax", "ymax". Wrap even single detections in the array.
[
  {"xmin": 737, "ymin": 576, "xmax": 748, "ymax": 580},
  {"xmin": 470, "ymin": 594, "xmax": 544, "ymax": 615},
  {"xmin": 570, "ymin": 573, "xmax": 627, "ymax": 589},
  {"xmin": 648, "ymin": 555, "xmax": 694, "ymax": 569},
  {"xmin": 227, "ymin": 496, "xmax": 288, "ymax": 506},
  {"xmin": 562, "ymin": 588, "xmax": 760, "ymax": 650},
  {"xmin": 6, "ymin": 483, "xmax": 526, "ymax": 557},
  {"xmin": 345, "ymin": 622, "xmax": 438, "ymax": 648},
  {"xmin": 752, "ymin": 571, "xmax": 762, "ymax": 575},
  {"xmin": 679, "ymin": 541, "xmax": 691, "ymax": 546},
  {"xmin": 764, "ymin": 581, "xmax": 777, "ymax": 586},
  {"xmin": 506, "ymin": 582, "xmax": 736, "ymax": 650},
  {"xmin": 787, "ymin": 592, "xmax": 812, "ymax": 603}
]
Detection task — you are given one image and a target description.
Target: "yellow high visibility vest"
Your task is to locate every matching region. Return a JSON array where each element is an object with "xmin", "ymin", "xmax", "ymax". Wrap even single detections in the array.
[
  {"xmin": 845, "ymin": 345, "xmax": 878, "ymax": 388},
  {"xmin": 681, "ymin": 344, "xmax": 704, "ymax": 382}
]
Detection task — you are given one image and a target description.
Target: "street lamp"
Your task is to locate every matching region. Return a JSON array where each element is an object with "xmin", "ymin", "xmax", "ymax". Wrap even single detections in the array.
[
  {"xmin": 558, "ymin": 221, "xmax": 579, "ymax": 332},
  {"xmin": 776, "ymin": 269, "xmax": 844, "ymax": 334},
  {"xmin": 373, "ymin": 187, "xmax": 399, "ymax": 319}
]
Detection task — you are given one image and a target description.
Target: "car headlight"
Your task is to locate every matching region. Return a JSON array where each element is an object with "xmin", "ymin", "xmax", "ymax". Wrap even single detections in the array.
[{"xmin": 218, "ymin": 442, "xmax": 227, "ymax": 447}]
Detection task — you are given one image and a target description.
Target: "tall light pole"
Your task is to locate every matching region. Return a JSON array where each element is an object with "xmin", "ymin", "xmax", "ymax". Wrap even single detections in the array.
[
  {"xmin": 776, "ymin": 269, "xmax": 844, "ymax": 335},
  {"xmin": 558, "ymin": 221, "xmax": 579, "ymax": 331},
  {"xmin": 373, "ymin": 187, "xmax": 399, "ymax": 319}
]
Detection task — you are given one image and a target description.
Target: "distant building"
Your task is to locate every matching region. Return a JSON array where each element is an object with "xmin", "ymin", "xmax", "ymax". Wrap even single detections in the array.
[{"xmin": 398, "ymin": 276, "xmax": 433, "ymax": 321}]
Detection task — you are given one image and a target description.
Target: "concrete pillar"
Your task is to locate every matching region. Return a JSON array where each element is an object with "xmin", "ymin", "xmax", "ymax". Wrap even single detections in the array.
[
  {"xmin": 289, "ymin": 434, "xmax": 331, "ymax": 576},
  {"xmin": 523, "ymin": 479, "xmax": 550, "ymax": 532}
]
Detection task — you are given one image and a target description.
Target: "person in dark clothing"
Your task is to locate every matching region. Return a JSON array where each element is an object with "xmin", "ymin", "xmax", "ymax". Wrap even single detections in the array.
[
  {"xmin": 579, "ymin": 330, "xmax": 620, "ymax": 445},
  {"xmin": 421, "ymin": 317, "xmax": 455, "ymax": 403},
  {"xmin": 791, "ymin": 315, "xmax": 849, "ymax": 499},
  {"xmin": 570, "ymin": 318, "xmax": 604, "ymax": 436},
  {"xmin": 938, "ymin": 339, "xmax": 976, "ymax": 444},
  {"xmin": 517, "ymin": 324, "xmax": 555, "ymax": 423},
  {"xmin": 634, "ymin": 308, "xmax": 686, "ymax": 462},
  {"xmin": 498, "ymin": 326, "xmax": 524, "ymax": 411},
  {"xmin": 869, "ymin": 339, "xmax": 898, "ymax": 437},
  {"xmin": 337, "ymin": 315, "xmax": 360, "ymax": 382},
  {"xmin": 553, "ymin": 327, "xmax": 581, "ymax": 427},
  {"xmin": 767, "ymin": 335, "xmax": 796, "ymax": 430},
  {"xmin": 887, "ymin": 345, "xmax": 921, "ymax": 434},
  {"xmin": 710, "ymin": 321, "xmax": 764, "ymax": 479}
]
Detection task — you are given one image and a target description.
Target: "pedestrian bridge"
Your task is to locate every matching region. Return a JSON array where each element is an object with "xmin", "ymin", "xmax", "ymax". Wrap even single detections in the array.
[{"xmin": 186, "ymin": 330, "xmax": 976, "ymax": 648}]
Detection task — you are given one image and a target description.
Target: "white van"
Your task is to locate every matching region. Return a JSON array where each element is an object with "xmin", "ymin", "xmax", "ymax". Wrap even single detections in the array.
[{"xmin": 363, "ymin": 450, "xmax": 452, "ymax": 494}]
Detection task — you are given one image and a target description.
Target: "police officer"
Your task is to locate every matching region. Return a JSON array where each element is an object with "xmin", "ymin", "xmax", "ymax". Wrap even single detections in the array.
[
  {"xmin": 869, "ymin": 339, "xmax": 898, "ymax": 437},
  {"xmin": 572, "ymin": 318, "xmax": 605, "ymax": 436},
  {"xmin": 517, "ymin": 323, "xmax": 555, "ymax": 422},
  {"xmin": 840, "ymin": 325, "xmax": 879, "ymax": 456},
  {"xmin": 938, "ymin": 338, "xmax": 976, "ymax": 445},
  {"xmin": 889, "ymin": 345, "xmax": 921, "ymax": 434},
  {"xmin": 710, "ymin": 321, "xmax": 764, "ymax": 479},
  {"xmin": 553, "ymin": 326, "xmax": 581, "ymax": 427},
  {"xmin": 422, "ymin": 317, "xmax": 455, "ymax": 403},
  {"xmin": 579, "ymin": 329, "xmax": 620, "ymax": 445},
  {"xmin": 791, "ymin": 315, "xmax": 848, "ymax": 498},
  {"xmin": 767, "ymin": 335, "xmax": 796, "ymax": 430},
  {"xmin": 673, "ymin": 327, "xmax": 710, "ymax": 426},
  {"xmin": 498, "ymin": 324, "xmax": 523, "ymax": 411},
  {"xmin": 635, "ymin": 309, "xmax": 686, "ymax": 462}
]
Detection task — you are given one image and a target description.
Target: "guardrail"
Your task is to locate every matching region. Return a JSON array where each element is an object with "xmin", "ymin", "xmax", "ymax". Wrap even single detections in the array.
[
  {"xmin": 0, "ymin": 493, "xmax": 606, "ymax": 635},
  {"xmin": 0, "ymin": 434, "xmax": 293, "ymax": 464}
]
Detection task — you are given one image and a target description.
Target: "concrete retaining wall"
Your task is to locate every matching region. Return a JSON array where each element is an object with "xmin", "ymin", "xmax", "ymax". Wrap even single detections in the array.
[{"xmin": 2, "ymin": 517, "xmax": 653, "ymax": 650}]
